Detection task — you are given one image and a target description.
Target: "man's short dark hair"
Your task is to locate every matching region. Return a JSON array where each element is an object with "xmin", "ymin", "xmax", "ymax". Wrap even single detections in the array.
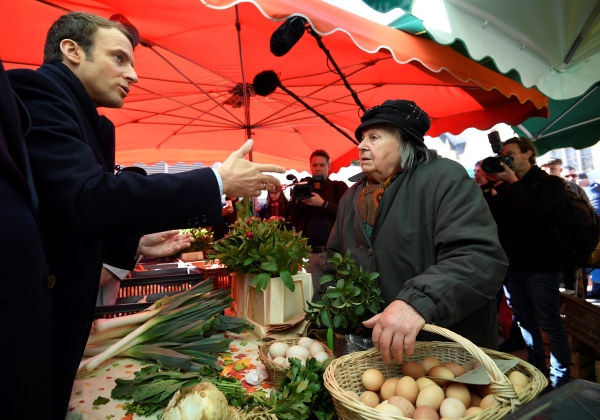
[
  {"xmin": 563, "ymin": 165, "xmax": 576, "ymax": 171},
  {"xmin": 504, "ymin": 136, "xmax": 537, "ymax": 165},
  {"xmin": 310, "ymin": 149, "xmax": 330, "ymax": 165},
  {"xmin": 43, "ymin": 12, "xmax": 133, "ymax": 64}
]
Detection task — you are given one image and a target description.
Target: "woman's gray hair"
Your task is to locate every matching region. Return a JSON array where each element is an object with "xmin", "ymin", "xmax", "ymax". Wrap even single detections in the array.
[{"xmin": 383, "ymin": 124, "xmax": 439, "ymax": 172}]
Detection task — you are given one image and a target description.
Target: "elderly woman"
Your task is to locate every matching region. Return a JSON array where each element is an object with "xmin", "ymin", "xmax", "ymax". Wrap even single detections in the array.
[{"xmin": 327, "ymin": 100, "xmax": 507, "ymax": 364}]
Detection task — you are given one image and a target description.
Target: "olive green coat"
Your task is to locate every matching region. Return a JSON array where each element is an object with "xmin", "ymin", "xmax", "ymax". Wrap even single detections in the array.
[{"xmin": 327, "ymin": 158, "xmax": 508, "ymax": 349}]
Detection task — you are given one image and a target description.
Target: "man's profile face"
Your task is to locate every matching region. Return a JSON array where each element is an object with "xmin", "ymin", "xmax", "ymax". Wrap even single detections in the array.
[
  {"xmin": 310, "ymin": 155, "xmax": 330, "ymax": 178},
  {"xmin": 542, "ymin": 163, "xmax": 561, "ymax": 176},
  {"xmin": 473, "ymin": 163, "xmax": 489, "ymax": 185},
  {"xmin": 75, "ymin": 27, "xmax": 138, "ymax": 108}
]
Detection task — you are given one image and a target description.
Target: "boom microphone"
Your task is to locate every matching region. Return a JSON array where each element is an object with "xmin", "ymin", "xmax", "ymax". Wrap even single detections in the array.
[
  {"xmin": 270, "ymin": 16, "xmax": 307, "ymax": 57},
  {"xmin": 252, "ymin": 70, "xmax": 359, "ymax": 146}
]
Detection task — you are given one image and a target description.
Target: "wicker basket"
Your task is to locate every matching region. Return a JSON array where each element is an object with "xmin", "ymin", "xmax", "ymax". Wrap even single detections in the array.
[
  {"xmin": 259, "ymin": 337, "xmax": 334, "ymax": 389},
  {"xmin": 323, "ymin": 324, "xmax": 548, "ymax": 420}
]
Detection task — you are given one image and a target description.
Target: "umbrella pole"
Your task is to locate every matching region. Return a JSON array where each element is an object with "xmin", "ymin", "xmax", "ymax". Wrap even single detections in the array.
[{"xmin": 235, "ymin": 5, "xmax": 257, "ymax": 217}]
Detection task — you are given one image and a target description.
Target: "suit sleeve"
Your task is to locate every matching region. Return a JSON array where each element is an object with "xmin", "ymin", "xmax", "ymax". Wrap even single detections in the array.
[
  {"xmin": 396, "ymin": 163, "xmax": 508, "ymax": 327},
  {"xmin": 9, "ymin": 69, "xmax": 222, "ymax": 238},
  {"xmin": 104, "ymin": 236, "xmax": 140, "ymax": 271}
]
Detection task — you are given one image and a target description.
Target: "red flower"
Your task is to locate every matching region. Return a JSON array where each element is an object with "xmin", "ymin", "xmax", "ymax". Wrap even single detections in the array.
[
  {"xmin": 246, "ymin": 231, "xmax": 253, "ymax": 239},
  {"xmin": 278, "ymin": 216, "xmax": 285, "ymax": 222}
]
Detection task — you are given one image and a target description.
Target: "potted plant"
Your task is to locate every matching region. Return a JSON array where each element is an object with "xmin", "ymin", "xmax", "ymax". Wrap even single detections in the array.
[
  {"xmin": 304, "ymin": 251, "xmax": 383, "ymax": 356},
  {"xmin": 175, "ymin": 227, "xmax": 214, "ymax": 260},
  {"xmin": 209, "ymin": 217, "xmax": 312, "ymax": 334}
]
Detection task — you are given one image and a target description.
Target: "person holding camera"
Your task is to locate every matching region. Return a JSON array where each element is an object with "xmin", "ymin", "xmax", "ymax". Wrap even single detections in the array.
[
  {"xmin": 486, "ymin": 137, "xmax": 571, "ymax": 389},
  {"xmin": 290, "ymin": 149, "xmax": 349, "ymax": 300}
]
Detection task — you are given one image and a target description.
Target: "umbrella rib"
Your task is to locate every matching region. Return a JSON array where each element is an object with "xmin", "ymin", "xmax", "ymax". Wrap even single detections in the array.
[
  {"xmin": 125, "ymin": 84, "xmax": 240, "ymax": 126},
  {"xmin": 143, "ymin": 44, "xmax": 244, "ymax": 125},
  {"xmin": 535, "ymin": 85, "xmax": 599, "ymax": 140}
]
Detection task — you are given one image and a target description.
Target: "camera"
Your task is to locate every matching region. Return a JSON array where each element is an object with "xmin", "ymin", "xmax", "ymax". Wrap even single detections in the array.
[
  {"xmin": 286, "ymin": 174, "xmax": 326, "ymax": 200},
  {"xmin": 481, "ymin": 131, "xmax": 514, "ymax": 173}
]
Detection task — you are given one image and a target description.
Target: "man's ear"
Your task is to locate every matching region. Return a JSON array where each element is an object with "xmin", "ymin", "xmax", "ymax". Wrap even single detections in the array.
[
  {"xmin": 524, "ymin": 150, "xmax": 533, "ymax": 161},
  {"xmin": 59, "ymin": 39, "xmax": 84, "ymax": 66}
]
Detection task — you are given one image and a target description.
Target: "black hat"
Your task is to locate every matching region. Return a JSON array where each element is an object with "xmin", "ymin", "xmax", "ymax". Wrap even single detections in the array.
[
  {"xmin": 579, "ymin": 172, "xmax": 588, "ymax": 179},
  {"xmin": 355, "ymin": 99, "xmax": 431, "ymax": 145}
]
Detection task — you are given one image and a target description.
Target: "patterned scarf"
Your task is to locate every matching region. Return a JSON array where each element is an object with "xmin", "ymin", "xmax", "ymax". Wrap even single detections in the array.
[{"xmin": 358, "ymin": 168, "xmax": 402, "ymax": 238}]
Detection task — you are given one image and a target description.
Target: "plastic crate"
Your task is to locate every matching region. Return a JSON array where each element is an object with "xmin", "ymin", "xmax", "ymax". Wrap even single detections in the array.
[
  {"xmin": 118, "ymin": 272, "xmax": 203, "ymax": 299},
  {"xmin": 93, "ymin": 302, "xmax": 153, "ymax": 319},
  {"xmin": 193, "ymin": 266, "xmax": 232, "ymax": 290},
  {"xmin": 559, "ymin": 292, "xmax": 600, "ymax": 351}
]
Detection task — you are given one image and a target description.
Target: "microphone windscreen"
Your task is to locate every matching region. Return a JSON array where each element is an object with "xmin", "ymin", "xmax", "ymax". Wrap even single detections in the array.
[
  {"xmin": 270, "ymin": 16, "xmax": 307, "ymax": 57},
  {"xmin": 253, "ymin": 71, "xmax": 280, "ymax": 96}
]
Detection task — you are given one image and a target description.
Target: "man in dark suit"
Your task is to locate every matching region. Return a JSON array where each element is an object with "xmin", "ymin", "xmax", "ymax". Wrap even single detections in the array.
[
  {"xmin": 0, "ymin": 60, "xmax": 53, "ymax": 419},
  {"xmin": 8, "ymin": 12, "xmax": 283, "ymax": 419}
]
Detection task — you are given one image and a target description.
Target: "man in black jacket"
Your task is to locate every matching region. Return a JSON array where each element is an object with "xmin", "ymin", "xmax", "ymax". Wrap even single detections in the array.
[
  {"xmin": 491, "ymin": 137, "xmax": 571, "ymax": 389},
  {"xmin": 0, "ymin": 60, "xmax": 52, "ymax": 420},
  {"xmin": 8, "ymin": 12, "xmax": 283, "ymax": 419},
  {"xmin": 291, "ymin": 150, "xmax": 348, "ymax": 300}
]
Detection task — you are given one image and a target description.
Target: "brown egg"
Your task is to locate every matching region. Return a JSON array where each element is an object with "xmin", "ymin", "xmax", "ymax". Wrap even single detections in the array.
[
  {"xmin": 471, "ymin": 360, "xmax": 482, "ymax": 370},
  {"xmin": 476, "ymin": 384, "xmax": 492, "ymax": 398},
  {"xmin": 361, "ymin": 368, "xmax": 385, "ymax": 391},
  {"xmin": 402, "ymin": 361, "xmax": 427, "ymax": 379},
  {"xmin": 428, "ymin": 366, "xmax": 455, "ymax": 387},
  {"xmin": 413, "ymin": 405, "xmax": 440, "ymax": 420},
  {"xmin": 465, "ymin": 406, "xmax": 484, "ymax": 416},
  {"xmin": 508, "ymin": 371, "xmax": 530, "ymax": 388},
  {"xmin": 360, "ymin": 390, "xmax": 380, "ymax": 407},
  {"xmin": 380, "ymin": 377, "xmax": 400, "ymax": 401},
  {"xmin": 416, "ymin": 377, "xmax": 438, "ymax": 391},
  {"xmin": 416, "ymin": 384, "xmax": 445, "ymax": 411},
  {"xmin": 479, "ymin": 394, "xmax": 496, "ymax": 409},
  {"xmin": 445, "ymin": 383, "xmax": 471, "ymax": 408},
  {"xmin": 395, "ymin": 375, "xmax": 420, "ymax": 404},
  {"xmin": 469, "ymin": 392, "xmax": 482, "ymax": 407},
  {"xmin": 440, "ymin": 397, "xmax": 467, "ymax": 419},
  {"xmin": 422, "ymin": 356, "xmax": 441, "ymax": 373},
  {"xmin": 344, "ymin": 390, "xmax": 360, "ymax": 401},
  {"xmin": 388, "ymin": 395, "xmax": 416, "ymax": 417},
  {"xmin": 442, "ymin": 361, "xmax": 466, "ymax": 377}
]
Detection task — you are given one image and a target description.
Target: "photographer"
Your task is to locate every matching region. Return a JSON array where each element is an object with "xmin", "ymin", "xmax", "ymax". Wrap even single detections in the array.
[
  {"xmin": 290, "ymin": 150, "xmax": 348, "ymax": 300},
  {"xmin": 486, "ymin": 136, "xmax": 571, "ymax": 390}
]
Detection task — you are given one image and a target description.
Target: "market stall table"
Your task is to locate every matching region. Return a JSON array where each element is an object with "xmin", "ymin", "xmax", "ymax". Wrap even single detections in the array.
[{"xmin": 66, "ymin": 331, "xmax": 273, "ymax": 420}]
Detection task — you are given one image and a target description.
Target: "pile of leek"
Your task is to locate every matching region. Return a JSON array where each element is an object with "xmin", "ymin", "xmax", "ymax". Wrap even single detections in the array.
[{"xmin": 78, "ymin": 279, "xmax": 251, "ymax": 378}]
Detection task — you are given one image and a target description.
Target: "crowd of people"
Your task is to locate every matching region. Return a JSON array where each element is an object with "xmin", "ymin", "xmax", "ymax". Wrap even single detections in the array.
[{"xmin": 2, "ymin": 9, "xmax": 593, "ymax": 420}]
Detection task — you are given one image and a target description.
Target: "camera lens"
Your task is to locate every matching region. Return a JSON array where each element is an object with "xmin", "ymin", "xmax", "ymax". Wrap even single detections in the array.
[{"xmin": 481, "ymin": 156, "xmax": 504, "ymax": 174}]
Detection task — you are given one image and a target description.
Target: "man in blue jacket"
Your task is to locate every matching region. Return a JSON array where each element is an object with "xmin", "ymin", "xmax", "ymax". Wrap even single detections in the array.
[{"xmin": 8, "ymin": 12, "xmax": 283, "ymax": 419}]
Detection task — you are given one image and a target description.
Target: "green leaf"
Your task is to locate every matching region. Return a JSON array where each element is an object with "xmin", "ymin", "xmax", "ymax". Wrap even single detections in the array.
[
  {"xmin": 279, "ymin": 269, "xmax": 295, "ymax": 292},
  {"xmin": 260, "ymin": 261, "xmax": 279, "ymax": 272},
  {"xmin": 243, "ymin": 257, "xmax": 254, "ymax": 266},
  {"xmin": 93, "ymin": 396, "xmax": 110, "ymax": 406},
  {"xmin": 320, "ymin": 310, "xmax": 333, "ymax": 328},
  {"xmin": 325, "ymin": 288, "xmax": 343, "ymax": 299},
  {"xmin": 333, "ymin": 314, "xmax": 342, "ymax": 329},
  {"xmin": 319, "ymin": 274, "xmax": 335, "ymax": 285},
  {"xmin": 251, "ymin": 272, "xmax": 271, "ymax": 291}
]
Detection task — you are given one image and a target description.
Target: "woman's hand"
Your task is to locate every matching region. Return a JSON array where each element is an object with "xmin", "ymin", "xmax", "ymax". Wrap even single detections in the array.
[{"xmin": 363, "ymin": 300, "xmax": 426, "ymax": 364}]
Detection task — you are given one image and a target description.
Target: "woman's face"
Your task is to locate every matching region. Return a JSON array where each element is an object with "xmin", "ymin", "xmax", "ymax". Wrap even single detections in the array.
[
  {"xmin": 358, "ymin": 126, "xmax": 402, "ymax": 183},
  {"xmin": 268, "ymin": 190, "xmax": 281, "ymax": 201}
]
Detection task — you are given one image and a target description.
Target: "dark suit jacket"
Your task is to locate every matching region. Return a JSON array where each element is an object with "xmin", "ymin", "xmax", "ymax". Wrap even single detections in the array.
[
  {"xmin": 9, "ymin": 62, "xmax": 223, "ymax": 420},
  {"xmin": 0, "ymin": 60, "xmax": 52, "ymax": 419}
]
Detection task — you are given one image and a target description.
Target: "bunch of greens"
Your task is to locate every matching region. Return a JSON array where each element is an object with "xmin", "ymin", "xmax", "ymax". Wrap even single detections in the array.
[
  {"xmin": 209, "ymin": 217, "xmax": 310, "ymax": 292},
  {"xmin": 111, "ymin": 362, "xmax": 247, "ymax": 418},
  {"xmin": 174, "ymin": 227, "xmax": 214, "ymax": 257},
  {"xmin": 80, "ymin": 279, "xmax": 252, "ymax": 377},
  {"xmin": 304, "ymin": 251, "xmax": 383, "ymax": 333},
  {"xmin": 112, "ymin": 358, "xmax": 337, "ymax": 419}
]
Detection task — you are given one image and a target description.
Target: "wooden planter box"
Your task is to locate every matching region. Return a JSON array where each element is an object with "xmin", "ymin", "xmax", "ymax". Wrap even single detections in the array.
[{"xmin": 231, "ymin": 272, "xmax": 313, "ymax": 337}]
